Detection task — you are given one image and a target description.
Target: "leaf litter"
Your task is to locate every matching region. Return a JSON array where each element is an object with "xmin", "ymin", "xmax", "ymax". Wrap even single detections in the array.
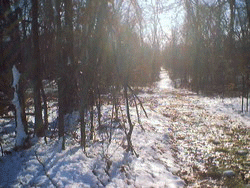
[{"xmin": 0, "ymin": 68, "xmax": 250, "ymax": 187}]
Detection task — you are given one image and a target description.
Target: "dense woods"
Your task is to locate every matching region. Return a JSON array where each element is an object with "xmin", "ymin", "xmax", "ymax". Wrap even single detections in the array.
[
  {"xmin": 0, "ymin": 0, "xmax": 161, "ymax": 150},
  {"xmin": 2, "ymin": 1, "xmax": 250, "ymax": 187},
  {"xmin": 164, "ymin": 0, "xmax": 250, "ymax": 99},
  {"xmin": 1, "ymin": 0, "xmax": 250, "ymax": 152}
]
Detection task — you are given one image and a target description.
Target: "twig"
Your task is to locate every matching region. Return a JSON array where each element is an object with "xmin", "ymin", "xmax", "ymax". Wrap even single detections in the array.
[
  {"xmin": 92, "ymin": 169, "xmax": 106, "ymax": 187},
  {"xmin": 122, "ymin": 122, "xmax": 139, "ymax": 158},
  {"xmin": 127, "ymin": 85, "xmax": 148, "ymax": 118},
  {"xmin": 0, "ymin": 142, "xmax": 3, "ymax": 157},
  {"xmin": 34, "ymin": 150, "xmax": 59, "ymax": 188},
  {"xmin": 132, "ymin": 94, "xmax": 145, "ymax": 131}
]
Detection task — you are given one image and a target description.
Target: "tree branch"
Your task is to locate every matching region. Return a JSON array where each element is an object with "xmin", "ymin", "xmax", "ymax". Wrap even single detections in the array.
[{"xmin": 34, "ymin": 150, "xmax": 59, "ymax": 188}]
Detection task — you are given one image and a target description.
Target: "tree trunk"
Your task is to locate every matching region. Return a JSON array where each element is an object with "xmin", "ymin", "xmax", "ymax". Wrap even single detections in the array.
[
  {"xmin": 124, "ymin": 83, "xmax": 133, "ymax": 153},
  {"xmin": 32, "ymin": 0, "xmax": 44, "ymax": 137},
  {"xmin": 58, "ymin": 78, "xmax": 65, "ymax": 150},
  {"xmin": 80, "ymin": 107, "xmax": 86, "ymax": 151},
  {"xmin": 246, "ymin": 0, "xmax": 250, "ymax": 26},
  {"xmin": 41, "ymin": 85, "xmax": 48, "ymax": 143},
  {"xmin": 79, "ymin": 81, "xmax": 87, "ymax": 151},
  {"xmin": 194, "ymin": 0, "xmax": 201, "ymax": 94},
  {"xmin": 96, "ymin": 86, "xmax": 102, "ymax": 127},
  {"xmin": 55, "ymin": 0, "xmax": 65, "ymax": 150},
  {"xmin": 246, "ymin": 73, "xmax": 249, "ymax": 112},
  {"xmin": 242, "ymin": 75, "xmax": 245, "ymax": 112},
  {"xmin": 19, "ymin": 77, "xmax": 28, "ymax": 134},
  {"xmin": 229, "ymin": 0, "xmax": 236, "ymax": 81},
  {"xmin": 12, "ymin": 66, "xmax": 28, "ymax": 147},
  {"xmin": 64, "ymin": 0, "xmax": 77, "ymax": 113},
  {"xmin": 89, "ymin": 89, "xmax": 94, "ymax": 140},
  {"xmin": 229, "ymin": 0, "xmax": 235, "ymax": 43}
]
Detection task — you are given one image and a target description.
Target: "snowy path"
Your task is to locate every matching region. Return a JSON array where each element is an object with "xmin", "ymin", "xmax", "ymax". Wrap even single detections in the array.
[
  {"xmin": 138, "ymin": 68, "xmax": 250, "ymax": 187},
  {"xmin": 1, "ymin": 68, "xmax": 250, "ymax": 187}
]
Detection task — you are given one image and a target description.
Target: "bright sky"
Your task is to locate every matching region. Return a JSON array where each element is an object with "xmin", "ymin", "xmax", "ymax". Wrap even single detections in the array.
[{"xmin": 139, "ymin": 0, "xmax": 184, "ymax": 45}]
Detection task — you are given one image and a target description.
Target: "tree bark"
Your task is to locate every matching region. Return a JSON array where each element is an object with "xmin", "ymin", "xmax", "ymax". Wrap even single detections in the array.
[
  {"xmin": 246, "ymin": 0, "xmax": 250, "ymax": 26},
  {"xmin": 12, "ymin": 66, "xmax": 28, "ymax": 147},
  {"xmin": 55, "ymin": 0, "xmax": 65, "ymax": 150},
  {"xmin": 79, "ymin": 80, "xmax": 87, "ymax": 151},
  {"xmin": 64, "ymin": 0, "xmax": 77, "ymax": 113},
  {"xmin": 124, "ymin": 83, "xmax": 133, "ymax": 153},
  {"xmin": 229, "ymin": 0, "xmax": 236, "ymax": 81},
  {"xmin": 32, "ymin": 0, "xmax": 44, "ymax": 137},
  {"xmin": 41, "ymin": 85, "xmax": 48, "ymax": 143},
  {"xmin": 89, "ymin": 89, "xmax": 94, "ymax": 140}
]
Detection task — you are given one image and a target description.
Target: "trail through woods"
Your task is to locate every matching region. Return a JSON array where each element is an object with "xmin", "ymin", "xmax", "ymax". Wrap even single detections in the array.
[
  {"xmin": 138, "ymin": 68, "xmax": 250, "ymax": 187},
  {"xmin": 0, "ymin": 68, "xmax": 250, "ymax": 187}
]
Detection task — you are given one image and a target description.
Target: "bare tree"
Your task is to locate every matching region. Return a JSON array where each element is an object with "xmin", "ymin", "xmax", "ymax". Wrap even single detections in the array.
[
  {"xmin": 246, "ymin": 0, "xmax": 250, "ymax": 24},
  {"xmin": 32, "ymin": 0, "xmax": 44, "ymax": 137}
]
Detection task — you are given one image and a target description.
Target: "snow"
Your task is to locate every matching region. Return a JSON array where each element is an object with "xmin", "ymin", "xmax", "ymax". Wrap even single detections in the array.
[
  {"xmin": 11, "ymin": 65, "xmax": 27, "ymax": 147},
  {"xmin": 157, "ymin": 68, "xmax": 174, "ymax": 91},
  {"xmin": 199, "ymin": 97, "xmax": 250, "ymax": 128},
  {"xmin": 1, "ymin": 68, "xmax": 250, "ymax": 187},
  {"xmin": 12, "ymin": 65, "xmax": 21, "ymax": 88}
]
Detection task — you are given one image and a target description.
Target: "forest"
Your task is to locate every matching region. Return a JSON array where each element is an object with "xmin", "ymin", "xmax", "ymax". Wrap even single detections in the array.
[
  {"xmin": 0, "ymin": 0, "xmax": 163, "ymax": 150},
  {"xmin": 0, "ymin": 0, "xmax": 250, "ymax": 187},
  {"xmin": 165, "ymin": 0, "xmax": 250, "ymax": 97}
]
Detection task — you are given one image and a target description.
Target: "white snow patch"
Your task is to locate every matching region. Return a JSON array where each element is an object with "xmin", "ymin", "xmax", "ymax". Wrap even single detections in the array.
[
  {"xmin": 12, "ymin": 65, "xmax": 27, "ymax": 147},
  {"xmin": 157, "ymin": 68, "xmax": 174, "ymax": 90},
  {"xmin": 4, "ymin": 68, "xmax": 250, "ymax": 187}
]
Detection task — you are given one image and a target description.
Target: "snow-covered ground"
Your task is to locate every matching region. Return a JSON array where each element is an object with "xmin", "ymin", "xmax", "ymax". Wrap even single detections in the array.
[{"xmin": 0, "ymin": 68, "xmax": 249, "ymax": 187}]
